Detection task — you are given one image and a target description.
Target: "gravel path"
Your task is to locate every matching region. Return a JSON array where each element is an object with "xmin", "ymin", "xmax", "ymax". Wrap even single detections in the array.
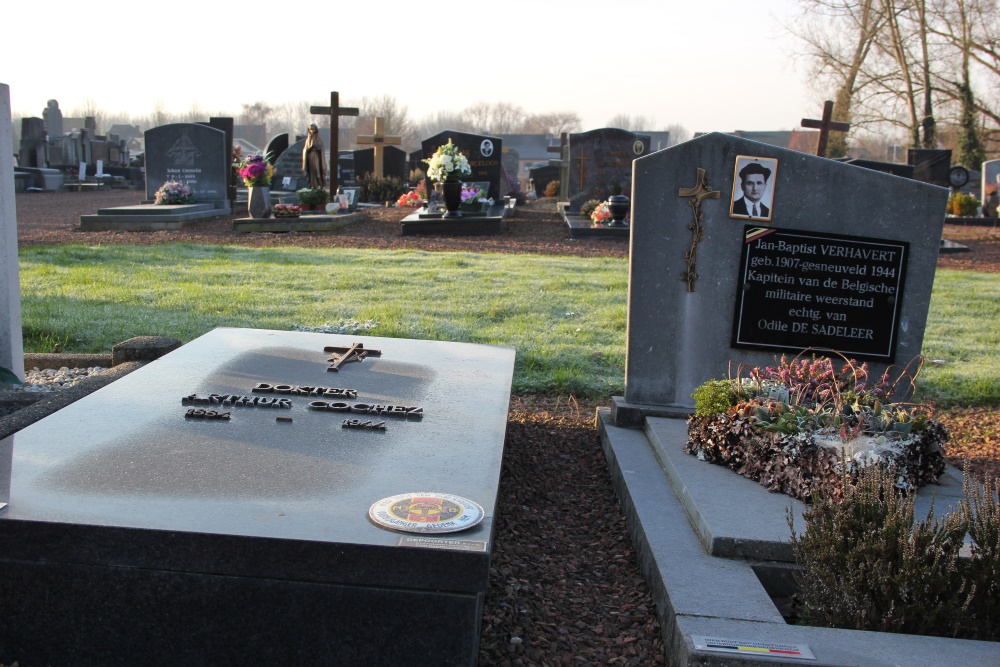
[{"xmin": 7, "ymin": 191, "xmax": 1000, "ymax": 666}]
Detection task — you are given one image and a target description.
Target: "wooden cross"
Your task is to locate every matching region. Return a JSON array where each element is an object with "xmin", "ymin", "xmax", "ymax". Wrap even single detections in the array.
[
  {"xmin": 574, "ymin": 148, "xmax": 590, "ymax": 189},
  {"xmin": 309, "ymin": 91, "xmax": 360, "ymax": 194},
  {"xmin": 801, "ymin": 100, "xmax": 851, "ymax": 158},
  {"xmin": 324, "ymin": 342, "xmax": 382, "ymax": 372},
  {"xmin": 678, "ymin": 168, "xmax": 721, "ymax": 292},
  {"xmin": 356, "ymin": 117, "xmax": 402, "ymax": 178}
]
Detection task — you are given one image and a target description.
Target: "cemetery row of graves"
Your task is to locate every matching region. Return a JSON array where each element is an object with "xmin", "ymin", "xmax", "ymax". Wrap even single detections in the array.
[{"xmin": 3, "ymin": 87, "xmax": 1000, "ymax": 665}]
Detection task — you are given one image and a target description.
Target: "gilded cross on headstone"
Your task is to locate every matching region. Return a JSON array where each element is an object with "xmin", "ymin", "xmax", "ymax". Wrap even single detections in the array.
[
  {"xmin": 801, "ymin": 100, "xmax": 851, "ymax": 158},
  {"xmin": 310, "ymin": 91, "xmax": 360, "ymax": 194},
  {"xmin": 574, "ymin": 148, "xmax": 590, "ymax": 189},
  {"xmin": 678, "ymin": 168, "xmax": 721, "ymax": 292},
  {"xmin": 324, "ymin": 342, "xmax": 382, "ymax": 372},
  {"xmin": 356, "ymin": 117, "xmax": 402, "ymax": 178}
]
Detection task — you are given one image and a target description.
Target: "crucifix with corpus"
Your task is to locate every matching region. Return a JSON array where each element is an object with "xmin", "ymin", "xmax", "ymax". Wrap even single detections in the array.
[
  {"xmin": 309, "ymin": 91, "xmax": 359, "ymax": 194},
  {"xmin": 801, "ymin": 100, "xmax": 850, "ymax": 158},
  {"xmin": 356, "ymin": 117, "xmax": 402, "ymax": 178}
]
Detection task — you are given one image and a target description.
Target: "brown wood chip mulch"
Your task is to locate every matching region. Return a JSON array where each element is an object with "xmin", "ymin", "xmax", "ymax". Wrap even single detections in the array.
[{"xmin": 9, "ymin": 190, "xmax": 1000, "ymax": 666}]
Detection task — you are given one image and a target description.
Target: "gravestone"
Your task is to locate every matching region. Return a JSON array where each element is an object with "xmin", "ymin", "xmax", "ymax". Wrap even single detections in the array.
[
  {"xmin": 567, "ymin": 128, "xmax": 651, "ymax": 211},
  {"xmin": 198, "ymin": 117, "xmax": 236, "ymax": 207},
  {"xmin": 529, "ymin": 162, "xmax": 561, "ymax": 197},
  {"xmin": 421, "ymin": 130, "xmax": 503, "ymax": 200},
  {"xmin": 0, "ymin": 328, "xmax": 514, "ymax": 665},
  {"xmin": 501, "ymin": 147, "xmax": 520, "ymax": 188},
  {"xmin": 265, "ymin": 133, "xmax": 290, "ymax": 164},
  {"xmin": 144, "ymin": 123, "xmax": 228, "ymax": 203},
  {"xmin": 981, "ymin": 159, "xmax": 1000, "ymax": 211},
  {"xmin": 354, "ymin": 145, "xmax": 406, "ymax": 182},
  {"xmin": 43, "ymin": 99, "xmax": 63, "ymax": 137},
  {"xmin": 0, "ymin": 83, "xmax": 23, "ymax": 382},
  {"xmin": 615, "ymin": 132, "xmax": 947, "ymax": 418},
  {"xmin": 907, "ymin": 148, "xmax": 952, "ymax": 187},
  {"xmin": 18, "ymin": 117, "xmax": 45, "ymax": 168},
  {"xmin": 338, "ymin": 151, "xmax": 356, "ymax": 188},
  {"xmin": 272, "ymin": 138, "xmax": 308, "ymax": 191}
]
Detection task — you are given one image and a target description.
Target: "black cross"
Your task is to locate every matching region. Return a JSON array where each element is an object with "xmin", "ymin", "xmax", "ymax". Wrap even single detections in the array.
[
  {"xmin": 801, "ymin": 100, "xmax": 851, "ymax": 158},
  {"xmin": 324, "ymin": 342, "xmax": 382, "ymax": 372}
]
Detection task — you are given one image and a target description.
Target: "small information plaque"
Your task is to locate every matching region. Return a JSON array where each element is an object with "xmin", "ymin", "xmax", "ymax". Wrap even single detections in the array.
[
  {"xmin": 692, "ymin": 635, "xmax": 816, "ymax": 660},
  {"xmin": 732, "ymin": 226, "xmax": 908, "ymax": 361}
]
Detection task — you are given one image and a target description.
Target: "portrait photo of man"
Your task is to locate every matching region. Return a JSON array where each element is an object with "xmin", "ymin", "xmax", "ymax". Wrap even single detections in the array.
[{"xmin": 730, "ymin": 156, "xmax": 777, "ymax": 222}]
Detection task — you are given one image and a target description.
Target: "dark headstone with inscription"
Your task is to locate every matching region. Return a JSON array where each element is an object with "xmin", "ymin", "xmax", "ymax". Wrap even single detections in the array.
[
  {"xmin": 353, "ymin": 145, "xmax": 407, "ymax": 182},
  {"xmin": 616, "ymin": 132, "xmax": 947, "ymax": 417},
  {"xmin": 529, "ymin": 163, "xmax": 561, "ymax": 198},
  {"xmin": 421, "ymin": 130, "xmax": 503, "ymax": 200},
  {"xmin": 567, "ymin": 128, "xmax": 651, "ymax": 212},
  {"xmin": 271, "ymin": 138, "xmax": 308, "ymax": 191},
  {"xmin": 0, "ymin": 328, "xmax": 515, "ymax": 666},
  {"xmin": 144, "ymin": 123, "xmax": 228, "ymax": 203}
]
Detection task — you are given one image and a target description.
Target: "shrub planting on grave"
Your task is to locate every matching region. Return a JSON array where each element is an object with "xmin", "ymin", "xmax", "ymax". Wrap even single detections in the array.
[
  {"xmin": 544, "ymin": 180, "xmax": 560, "ymax": 198},
  {"xmin": 358, "ymin": 173, "xmax": 406, "ymax": 204},
  {"xmin": 295, "ymin": 187, "xmax": 330, "ymax": 209},
  {"xmin": 579, "ymin": 199, "xmax": 602, "ymax": 219},
  {"xmin": 684, "ymin": 353, "xmax": 948, "ymax": 502},
  {"xmin": 789, "ymin": 461, "xmax": 1000, "ymax": 641},
  {"xmin": 947, "ymin": 191, "xmax": 979, "ymax": 217}
]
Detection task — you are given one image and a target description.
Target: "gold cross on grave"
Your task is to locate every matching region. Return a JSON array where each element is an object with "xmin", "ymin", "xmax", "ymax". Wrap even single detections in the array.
[
  {"xmin": 324, "ymin": 342, "xmax": 382, "ymax": 372},
  {"xmin": 801, "ymin": 100, "xmax": 851, "ymax": 158},
  {"xmin": 310, "ymin": 91, "xmax": 360, "ymax": 194},
  {"xmin": 574, "ymin": 148, "xmax": 590, "ymax": 189},
  {"xmin": 356, "ymin": 117, "xmax": 402, "ymax": 178},
  {"xmin": 677, "ymin": 168, "xmax": 721, "ymax": 293}
]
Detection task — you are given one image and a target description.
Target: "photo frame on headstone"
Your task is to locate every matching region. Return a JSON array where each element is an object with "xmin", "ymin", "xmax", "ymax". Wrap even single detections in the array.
[
  {"xmin": 340, "ymin": 187, "xmax": 359, "ymax": 206},
  {"xmin": 729, "ymin": 155, "xmax": 778, "ymax": 222}
]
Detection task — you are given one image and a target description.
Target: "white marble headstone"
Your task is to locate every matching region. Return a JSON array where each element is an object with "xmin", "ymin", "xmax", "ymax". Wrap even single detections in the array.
[{"xmin": 0, "ymin": 83, "xmax": 24, "ymax": 381}]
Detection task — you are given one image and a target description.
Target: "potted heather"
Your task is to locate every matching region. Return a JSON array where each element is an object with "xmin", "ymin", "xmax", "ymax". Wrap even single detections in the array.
[{"xmin": 296, "ymin": 187, "xmax": 330, "ymax": 210}]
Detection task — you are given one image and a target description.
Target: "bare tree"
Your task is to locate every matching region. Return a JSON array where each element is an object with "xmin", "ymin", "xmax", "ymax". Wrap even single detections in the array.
[
  {"xmin": 354, "ymin": 95, "xmax": 413, "ymax": 147},
  {"xmin": 70, "ymin": 96, "xmax": 107, "ymax": 134},
  {"xmin": 606, "ymin": 114, "xmax": 655, "ymax": 131},
  {"xmin": 239, "ymin": 101, "xmax": 273, "ymax": 127},
  {"xmin": 665, "ymin": 123, "xmax": 692, "ymax": 146},
  {"xmin": 521, "ymin": 111, "xmax": 582, "ymax": 135},
  {"xmin": 460, "ymin": 102, "xmax": 526, "ymax": 134}
]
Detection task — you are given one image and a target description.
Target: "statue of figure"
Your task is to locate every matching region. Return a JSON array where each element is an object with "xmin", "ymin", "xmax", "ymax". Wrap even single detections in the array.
[{"xmin": 302, "ymin": 124, "xmax": 326, "ymax": 189}]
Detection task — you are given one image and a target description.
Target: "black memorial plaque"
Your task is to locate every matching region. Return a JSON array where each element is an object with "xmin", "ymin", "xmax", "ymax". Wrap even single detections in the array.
[{"xmin": 732, "ymin": 226, "xmax": 909, "ymax": 362}]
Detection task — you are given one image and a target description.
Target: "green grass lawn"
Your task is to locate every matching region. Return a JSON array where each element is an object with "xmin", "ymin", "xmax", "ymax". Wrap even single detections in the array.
[{"xmin": 16, "ymin": 245, "xmax": 999, "ymax": 405}]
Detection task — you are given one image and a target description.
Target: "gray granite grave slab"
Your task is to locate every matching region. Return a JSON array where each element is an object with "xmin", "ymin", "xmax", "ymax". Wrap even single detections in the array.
[
  {"xmin": 598, "ymin": 410, "xmax": 998, "ymax": 667},
  {"xmin": 80, "ymin": 202, "xmax": 229, "ymax": 230},
  {"xmin": 233, "ymin": 210, "xmax": 365, "ymax": 233},
  {"xmin": 624, "ymin": 132, "xmax": 948, "ymax": 413},
  {"xmin": 567, "ymin": 128, "xmax": 651, "ymax": 212},
  {"xmin": 144, "ymin": 123, "xmax": 228, "ymax": 202},
  {"xmin": 0, "ymin": 328, "xmax": 515, "ymax": 666}
]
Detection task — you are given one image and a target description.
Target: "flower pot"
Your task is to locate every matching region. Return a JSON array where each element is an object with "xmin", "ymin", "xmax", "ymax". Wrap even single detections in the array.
[
  {"xmin": 442, "ymin": 180, "xmax": 463, "ymax": 218},
  {"xmin": 248, "ymin": 186, "xmax": 271, "ymax": 218},
  {"xmin": 607, "ymin": 195, "xmax": 630, "ymax": 227}
]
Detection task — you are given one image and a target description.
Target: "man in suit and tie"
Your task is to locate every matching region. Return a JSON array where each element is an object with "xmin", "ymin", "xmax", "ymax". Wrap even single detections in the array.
[{"xmin": 732, "ymin": 162, "xmax": 772, "ymax": 219}]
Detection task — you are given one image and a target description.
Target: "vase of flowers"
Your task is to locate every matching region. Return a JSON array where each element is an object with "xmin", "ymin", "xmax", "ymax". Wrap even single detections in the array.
[
  {"xmin": 424, "ymin": 140, "xmax": 472, "ymax": 218},
  {"xmin": 237, "ymin": 153, "xmax": 275, "ymax": 218},
  {"xmin": 153, "ymin": 181, "xmax": 195, "ymax": 205},
  {"xmin": 460, "ymin": 185, "xmax": 491, "ymax": 212}
]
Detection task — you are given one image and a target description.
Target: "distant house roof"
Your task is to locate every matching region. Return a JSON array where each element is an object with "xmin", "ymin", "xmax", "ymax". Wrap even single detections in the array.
[{"xmin": 498, "ymin": 134, "xmax": 557, "ymax": 160}]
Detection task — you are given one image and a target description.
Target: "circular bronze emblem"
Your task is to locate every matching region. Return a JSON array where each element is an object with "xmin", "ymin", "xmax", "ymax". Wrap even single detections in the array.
[
  {"xmin": 632, "ymin": 140, "xmax": 645, "ymax": 155},
  {"xmin": 369, "ymin": 492, "xmax": 485, "ymax": 534}
]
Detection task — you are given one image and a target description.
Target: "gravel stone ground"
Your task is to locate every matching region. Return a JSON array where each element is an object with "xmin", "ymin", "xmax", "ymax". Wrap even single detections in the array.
[{"xmin": 6, "ymin": 190, "xmax": 999, "ymax": 666}]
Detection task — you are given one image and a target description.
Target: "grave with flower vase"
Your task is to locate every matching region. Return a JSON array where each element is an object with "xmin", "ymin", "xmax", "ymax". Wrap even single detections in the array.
[
  {"xmin": 559, "ymin": 127, "xmax": 650, "ymax": 238},
  {"xmin": 597, "ymin": 132, "xmax": 997, "ymax": 666},
  {"xmin": 80, "ymin": 122, "xmax": 233, "ymax": 231}
]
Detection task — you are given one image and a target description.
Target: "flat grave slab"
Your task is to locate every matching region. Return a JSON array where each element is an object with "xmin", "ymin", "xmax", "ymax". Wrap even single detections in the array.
[
  {"xmin": 80, "ymin": 202, "xmax": 231, "ymax": 230},
  {"xmin": 401, "ymin": 202, "xmax": 509, "ymax": 236},
  {"xmin": 0, "ymin": 328, "xmax": 515, "ymax": 666},
  {"xmin": 232, "ymin": 210, "xmax": 365, "ymax": 233},
  {"xmin": 561, "ymin": 210, "xmax": 630, "ymax": 238}
]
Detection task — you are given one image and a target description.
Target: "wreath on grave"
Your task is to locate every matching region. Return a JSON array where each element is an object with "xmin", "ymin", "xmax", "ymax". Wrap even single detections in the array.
[
  {"xmin": 684, "ymin": 352, "xmax": 947, "ymax": 503},
  {"xmin": 153, "ymin": 180, "xmax": 196, "ymax": 205}
]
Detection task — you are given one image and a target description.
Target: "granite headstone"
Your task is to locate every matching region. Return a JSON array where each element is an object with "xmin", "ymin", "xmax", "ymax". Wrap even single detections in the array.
[
  {"xmin": 615, "ymin": 132, "xmax": 948, "ymax": 420},
  {"xmin": 43, "ymin": 99, "xmax": 63, "ymax": 138},
  {"xmin": 265, "ymin": 133, "xmax": 290, "ymax": 165},
  {"xmin": 18, "ymin": 117, "xmax": 45, "ymax": 168},
  {"xmin": 354, "ymin": 145, "xmax": 407, "ymax": 182},
  {"xmin": 144, "ymin": 123, "xmax": 228, "ymax": 202},
  {"xmin": 567, "ymin": 128, "xmax": 651, "ymax": 211},
  {"xmin": 271, "ymin": 138, "xmax": 308, "ymax": 191},
  {"xmin": 421, "ymin": 130, "xmax": 503, "ymax": 200},
  {"xmin": 907, "ymin": 148, "xmax": 952, "ymax": 187},
  {"xmin": 0, "ymin": 83, "xmax": 23, "ymax": 382}
]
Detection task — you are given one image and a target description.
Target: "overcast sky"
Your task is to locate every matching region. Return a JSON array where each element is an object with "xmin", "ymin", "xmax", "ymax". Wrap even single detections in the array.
[{"xmin": 4, "ymin": 0, "xmax": 815, "ymax": 135}]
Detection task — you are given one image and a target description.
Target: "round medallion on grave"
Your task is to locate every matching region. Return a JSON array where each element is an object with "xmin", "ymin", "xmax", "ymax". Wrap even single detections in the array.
[{"xmin": 368, "ymin": 492, "xmax": 485, "ymax": 534}]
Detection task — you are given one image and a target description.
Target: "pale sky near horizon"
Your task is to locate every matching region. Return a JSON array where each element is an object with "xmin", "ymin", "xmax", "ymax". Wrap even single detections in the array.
[{"xmin": 4, "ymin": 0, "xmax": 816, "ymax": 135}]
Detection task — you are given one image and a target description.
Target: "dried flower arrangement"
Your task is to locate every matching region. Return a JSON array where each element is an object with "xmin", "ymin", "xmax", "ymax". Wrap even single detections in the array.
[{"xmin": 685, "ymin": 352, "xmax": 947, "ymax": 502}]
